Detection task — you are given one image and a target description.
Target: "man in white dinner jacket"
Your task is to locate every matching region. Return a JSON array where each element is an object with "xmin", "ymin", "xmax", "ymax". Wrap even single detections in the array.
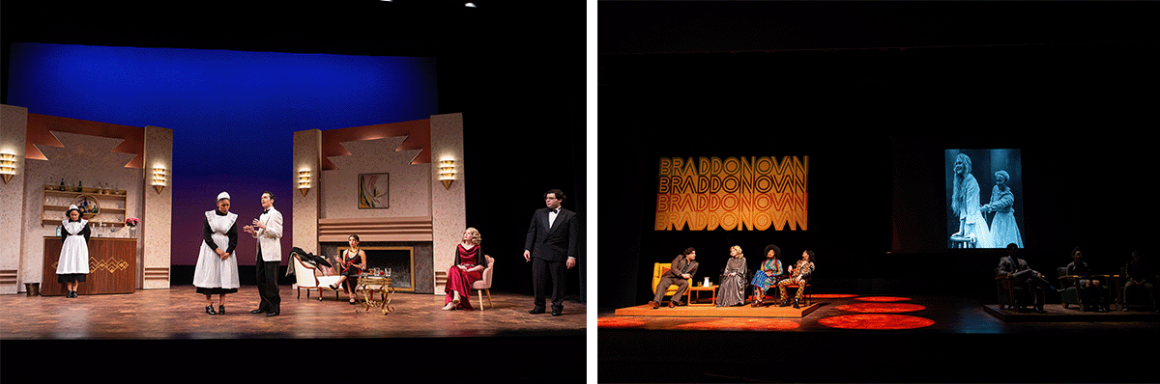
[{"xmin": 245, "ymin": 191, "xmax": 283, "ymax": 316}]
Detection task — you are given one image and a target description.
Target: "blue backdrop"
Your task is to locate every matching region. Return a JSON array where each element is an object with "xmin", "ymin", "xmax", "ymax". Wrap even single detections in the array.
[{"xmin": 7, "ymin": 42, "xmax": 439, "ymax": 265}]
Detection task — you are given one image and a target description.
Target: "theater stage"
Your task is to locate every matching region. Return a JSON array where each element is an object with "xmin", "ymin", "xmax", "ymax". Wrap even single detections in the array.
[
  {"xmin": 2, "ymin": 285, "xmax": 586, "ymax": 383},
  {"xmin": 600, "ymin": 293, "xmax": 1159, "ymax": 383},
  {"xmin": 614, "ymin": 301, "xmax": 821, "ymax": 317}
]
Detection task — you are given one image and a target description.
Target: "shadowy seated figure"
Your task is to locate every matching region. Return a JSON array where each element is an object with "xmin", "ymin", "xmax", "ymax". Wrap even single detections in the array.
[
  {"xmin": 1064, "ymin": 247, "xmax": 1109, "ymax": 312},
  {"xmin": 650, "ymin": 247, "xmax": 698, "ymax": 309},
  {"xmin": 996, "ymin": 243, "xmax": 1059, "ymax": 313},
  {"xmin": 1123, "ymin": 250, "xmax": 1159, "ymax": 312}
]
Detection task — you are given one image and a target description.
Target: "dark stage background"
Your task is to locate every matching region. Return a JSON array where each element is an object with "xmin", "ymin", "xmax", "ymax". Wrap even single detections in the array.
[
  {"xmin": 3, "ymin": 1, "xmax": 586, "ymax": 383},
  {"xmin": 599, "ymin": 2, "xmax": 1159, "ymax": 310}
]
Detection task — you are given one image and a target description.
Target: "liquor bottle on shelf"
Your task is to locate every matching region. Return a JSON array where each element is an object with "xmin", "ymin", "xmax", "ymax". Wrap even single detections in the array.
[{"xmin": 59, "ymin": 178, "xmax": 66, "ymax": 191}]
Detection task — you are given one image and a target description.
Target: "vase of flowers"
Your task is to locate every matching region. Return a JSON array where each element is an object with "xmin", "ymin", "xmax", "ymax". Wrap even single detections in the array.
[{"xmin": 125, "ymin": 217, "xmax": 140, "ymax": 237}]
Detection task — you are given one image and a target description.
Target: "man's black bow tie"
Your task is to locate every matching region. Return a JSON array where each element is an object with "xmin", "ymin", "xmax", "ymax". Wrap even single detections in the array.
[
  {"xmin": 549, "ymin": 209, "xmax": 558, "ymax": 214},
  {"xmin": 263, "ymin": 209, "xmax": 269, "ymax": 214}
]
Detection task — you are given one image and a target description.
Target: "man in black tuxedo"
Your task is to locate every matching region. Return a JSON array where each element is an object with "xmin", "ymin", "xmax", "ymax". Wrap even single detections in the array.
[{"xmin": 524, "ymin": 189, "xmax": 579, "ymax": 316}]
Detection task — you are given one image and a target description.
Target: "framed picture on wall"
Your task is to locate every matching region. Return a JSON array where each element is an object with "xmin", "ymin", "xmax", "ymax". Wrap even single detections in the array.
[{"xmin": 358, "ymin": 173, "xmax": 389, "ymax": 209}]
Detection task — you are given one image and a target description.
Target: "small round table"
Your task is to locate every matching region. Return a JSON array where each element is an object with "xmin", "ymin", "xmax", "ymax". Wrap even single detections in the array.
[{"xmin": 356, "ymin": 275, "xmax": 395, "ymax": 315}]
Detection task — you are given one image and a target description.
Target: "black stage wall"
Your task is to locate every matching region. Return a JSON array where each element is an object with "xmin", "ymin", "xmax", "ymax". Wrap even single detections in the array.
[{"xmin": 599, "ymin": 4, "xmax": 1159, "ymax": 309}]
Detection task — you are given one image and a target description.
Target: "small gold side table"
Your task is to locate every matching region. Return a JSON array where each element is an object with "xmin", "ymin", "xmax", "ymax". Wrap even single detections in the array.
[{"xmin": 356, "ymin": 275, "xmax": 395, "ymax": 315}]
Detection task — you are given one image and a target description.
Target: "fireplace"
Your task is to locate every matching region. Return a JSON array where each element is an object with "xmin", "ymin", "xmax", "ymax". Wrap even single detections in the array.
[
  {"xmin": 324, "ymin": 241, "xmax": 432, "ymax": 293},
  {"xmin": 340, "ymin": 246, "xmax": 413, "ymax": 291}
]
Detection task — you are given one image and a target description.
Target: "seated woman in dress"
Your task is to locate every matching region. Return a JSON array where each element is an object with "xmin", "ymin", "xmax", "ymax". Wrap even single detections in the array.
[
  {"xmin": 57, "ymin": 205, "xmax": 91, "ymax": 298},
  {"xmin": 714, "ymin": 245, "xmax": 748, "ymax": 307},
  {"xmin": 443, "ymin": 227, "xmax": 488, "ymax": 310},
  {"xmin": 329, "ymin": 234, "xmax": 367, "ymax": 305},
  {"xmin": 777, "ymin": 250, "xmax": 816, "ymax": 309},
  {"xmin": 750, "ymin": 244, "xmax": 784, "ymax": 307}
]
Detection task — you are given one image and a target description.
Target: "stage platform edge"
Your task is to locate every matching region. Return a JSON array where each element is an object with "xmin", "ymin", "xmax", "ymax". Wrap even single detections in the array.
[
  {"xmin": 614, "ymin": 302, "xmax": 820, "ymax": 318},
  {"xmin": 983, "ymin": 304, "xmax": 1160, "ymax": 322}
]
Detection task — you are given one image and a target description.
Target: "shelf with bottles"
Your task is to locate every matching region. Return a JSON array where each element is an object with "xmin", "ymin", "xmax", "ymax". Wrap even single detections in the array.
[
  {"xmin": 41, "ymin": 184, "xmax": 131, "ymax": 228},
  {"xmin": 42, "ymin": 217, "xmax": 129, "ymax": 227},
  {"xmin": 43, "ymin": 184, "xmax": 128, "ymax": 197}
]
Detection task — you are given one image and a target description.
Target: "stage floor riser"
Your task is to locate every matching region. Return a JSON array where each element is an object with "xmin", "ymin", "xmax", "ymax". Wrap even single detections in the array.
[{"xmin": 614, "ymin": 302, "xmax": 819, "ymax": 317}]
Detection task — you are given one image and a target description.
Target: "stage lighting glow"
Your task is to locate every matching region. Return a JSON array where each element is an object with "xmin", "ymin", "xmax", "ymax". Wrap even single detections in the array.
[
  {"xmin": 835, "ymin": 303, "xmax": 926, "ymax": 313},
  {"xmin": 671, "ymin": 318, "xmax": 801, "ymax": 331},
  {"xmin": 598, "ymin": 318, "xmax": 649, "ymax": 329},
  {"xmin": 855, "ymin": 296, "xmax": 912, "ymax": 302},
  {"xmin": 818, "ymin": 314, "xmax": 935, "ymax": 330},
  {"xmin": 811, "ymin": 293, "xmax": 859, "ymax": 299},
  {"xmin": 655, "ymin": 155, "xmax": 808, "ymax": 231}
]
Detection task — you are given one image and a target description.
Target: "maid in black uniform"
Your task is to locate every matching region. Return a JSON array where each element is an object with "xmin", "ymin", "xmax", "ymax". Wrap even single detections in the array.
[
  {"xmin": 192, "ymin": 192, "xmax": 240, "ymax": 314},
  {"xmin": 57, "ymin": 205, "xmax": 91, "ymax": 298}
]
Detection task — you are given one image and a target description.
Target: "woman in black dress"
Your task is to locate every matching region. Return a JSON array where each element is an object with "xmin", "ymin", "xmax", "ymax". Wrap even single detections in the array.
[{"xmin": 329, "ymin": 234, "xmax": 367, "ymax": 304}]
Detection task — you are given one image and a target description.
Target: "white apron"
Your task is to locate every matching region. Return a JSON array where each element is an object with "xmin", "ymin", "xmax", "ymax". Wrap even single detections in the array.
[
  {"xmin": 192, "ymin": 210, "xmax": 240, "ymax": 289},
  {"xmin": 56, "ymin": 219, "xmax": 90, "ymax": 275}
]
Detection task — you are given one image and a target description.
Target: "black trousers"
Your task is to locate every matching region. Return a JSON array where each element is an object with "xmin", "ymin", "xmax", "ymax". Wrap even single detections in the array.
[
  {"xmin": 256, "ymin": 250, "xmax": 280, "ymax": 312},
  {"xmin": 532, "ymin": 257, "xmax": 568, "ymax": 309}
]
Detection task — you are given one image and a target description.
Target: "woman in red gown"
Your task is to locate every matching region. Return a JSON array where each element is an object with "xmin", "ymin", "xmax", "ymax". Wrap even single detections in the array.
[{"xmin": 443, "ymin": 227, "xmax": 488, "ymax": 310}]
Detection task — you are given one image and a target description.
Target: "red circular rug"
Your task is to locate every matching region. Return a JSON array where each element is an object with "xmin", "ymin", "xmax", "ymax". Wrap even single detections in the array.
[
  {"xmin": 597, "ymin": 318, "xmax": 649, "ymax": 329},
  {"xmin": 855, "ymin": 296, "xmax": 912, "ymax": 302},
  {"xmin": 671, "ymin": 318, "xmax": 801, "ymax": 331},
  {"xmin": 818, "ymin": 314, "xmax": 935, "ymax": 330},
  {"xmin": 811, "ymin": 293, "xmax": 859, "ymax": 299},
  {"xmin": 834, "ymin": 303, "xmax": 926, "ymax": 313}
]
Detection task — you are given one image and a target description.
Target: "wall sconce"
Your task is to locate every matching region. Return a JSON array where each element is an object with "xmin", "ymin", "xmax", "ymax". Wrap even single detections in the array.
[
  {"xmin": 151, "ymin": 166, "xmax": 166, "ymax": 194},
  {"xmin": 0, "ymin": 152, "xmax": 15, "ymax": 184},
  {"xmin": 298, "ymin": 169, "xmax": 311, "ymax": 196},
  {"xmin": 439, "ymin": 159, "xmax": 456, "ymax": 190}
]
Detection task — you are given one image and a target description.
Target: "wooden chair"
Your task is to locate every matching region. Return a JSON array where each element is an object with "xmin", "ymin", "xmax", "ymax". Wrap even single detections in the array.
[
  {"xmin": 652, "ymin": 263, "xmax": 692, "ymax": 304},
  {"xmin": 781, "ymin": 276, "xmax": 813, "ymax": 306},
  {"xmin": 472, "ymin": 255, "xmax": 495, "ymax": 310},
  {"xmin": 291, "ymin": 254, "xmax": 344, "ymax": 301}
]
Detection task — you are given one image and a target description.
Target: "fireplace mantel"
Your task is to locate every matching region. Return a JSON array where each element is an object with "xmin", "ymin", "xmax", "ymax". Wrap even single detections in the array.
[{"xmin": 318, "ymin": 216, "xmax": 432, "ymax": 243}]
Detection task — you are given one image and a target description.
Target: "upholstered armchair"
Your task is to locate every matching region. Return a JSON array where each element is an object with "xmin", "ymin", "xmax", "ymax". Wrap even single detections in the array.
[
  {"xmin": 652, "ymin": 263, "xmax": 692, "ymax": 304},
  {"xmin": 292, "ymin": 254, "xmax": 344, "ymax": 301},
  {"xmin": 472, "ymin": 255, "xmax": 495, "ymax": 310}
]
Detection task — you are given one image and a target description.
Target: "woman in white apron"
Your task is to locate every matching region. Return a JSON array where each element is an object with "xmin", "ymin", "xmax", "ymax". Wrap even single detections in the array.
[
  {"xmin": 57, "ymin": 205, "xmax": 91, "ymax": 298},
  {"xmin": 192, "ymin": 192, "xmax": 240, "ymax": 315}
]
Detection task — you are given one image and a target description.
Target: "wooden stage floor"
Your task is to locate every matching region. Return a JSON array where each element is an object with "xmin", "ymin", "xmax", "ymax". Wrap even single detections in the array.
[
  {"xmin": 2, "ymin": 285, "xmax": 587, "ymax": 383},
  {"xmin": 2, "ymin": 285, "xmax": 585, "ymax": 339},
  {"xmin": 600, "ymin": 293, "xmax": 1160, "ymax": 383}
]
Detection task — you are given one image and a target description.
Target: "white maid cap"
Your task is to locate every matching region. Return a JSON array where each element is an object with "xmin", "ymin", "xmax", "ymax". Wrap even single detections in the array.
[{"xmin": 217, "ymin": 192, "xmax": 231, "ymax": 201}]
